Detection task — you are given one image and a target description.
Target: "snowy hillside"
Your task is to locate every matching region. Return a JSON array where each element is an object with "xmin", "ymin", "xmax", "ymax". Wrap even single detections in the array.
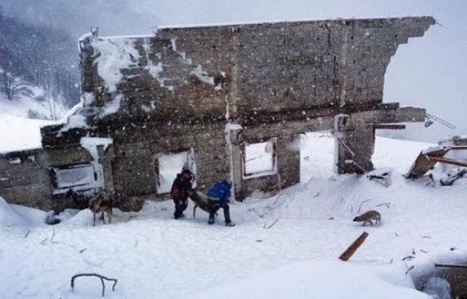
[
  {"xmin": 1, "ymin": 132, "xmax": 467, "ymax": 299},
  {"xmin": 0, "ymin": 88, "xmax": 68, "ymax": 121}
]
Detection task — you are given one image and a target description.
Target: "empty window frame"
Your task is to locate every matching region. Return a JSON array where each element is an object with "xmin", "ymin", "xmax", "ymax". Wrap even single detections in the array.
[
  {"xmin": 155, "ymin": 149, "xmax": 196, "ymax": 194},
  {"xmin": 243, "ymin": 138, "xmax": 277, "ymax": 178}
]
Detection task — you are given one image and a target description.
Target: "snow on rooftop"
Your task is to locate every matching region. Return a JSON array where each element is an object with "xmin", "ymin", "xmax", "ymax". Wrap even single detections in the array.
[
  {"xmin": 0, "ymin": 114, "xmax": 59, "ymax": 154},
  {"xmin": 81, "ymin": 34, "xmax": 193, "ymax": 97},
  {"xmin": 91, "ymin": 37, "xmax": 141, "ymax": 94},
  {"xmin": 98, "ymin": 94, "xmax": 124, "ymax": 118}
]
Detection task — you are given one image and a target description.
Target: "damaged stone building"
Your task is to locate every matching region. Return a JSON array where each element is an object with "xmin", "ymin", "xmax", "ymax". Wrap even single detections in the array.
[{"xmin": 0, "ymin": 16, "xmax": 435, "ymax": 211}]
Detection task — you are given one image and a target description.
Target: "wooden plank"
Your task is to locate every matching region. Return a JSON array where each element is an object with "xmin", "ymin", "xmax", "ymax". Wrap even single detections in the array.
[
  {"xmin": 450, "ymin": 146, "xmax": 467, "ymax": 151},
  {"xmin": 435, "ymin": 263, "xmax": 467, "ymax": 269},
  {"xmin": 428, "ymin": 156, "xmax": 467, "ymax": 168},
  {"xmin": 339, "ymin": 232, "xmax": 369, "ymax": 261},
  {"xmin": 405, "ymin": 147, "xmax": 450, "ymax": 179}
]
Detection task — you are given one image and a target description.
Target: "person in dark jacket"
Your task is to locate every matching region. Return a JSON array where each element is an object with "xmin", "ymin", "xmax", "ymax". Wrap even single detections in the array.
[
  {"xmin": 171, "ymin": 169, "xmax": 194, "ymax": 219},
  {"xmin": 206, "ymin": 180, "xmax": 235, "ymax": 226}
]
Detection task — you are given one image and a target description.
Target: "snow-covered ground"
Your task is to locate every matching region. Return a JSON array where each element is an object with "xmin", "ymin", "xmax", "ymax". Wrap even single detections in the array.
[{"xmin": 1, "ymin": 124, "xmax": 466, "ymax": 298}]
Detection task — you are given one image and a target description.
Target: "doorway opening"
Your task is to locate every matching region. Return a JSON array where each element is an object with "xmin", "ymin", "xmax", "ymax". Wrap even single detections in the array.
[
  {"xmin": 154, "ymin": 148, "xmax": 196, "ymax": 194},
  {"xmin": 300, "ymin": 131, "xmax": 335, "ymax": 183}
]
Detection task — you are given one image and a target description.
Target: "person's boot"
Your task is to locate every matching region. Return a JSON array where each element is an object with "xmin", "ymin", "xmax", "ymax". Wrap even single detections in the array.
[
  {"xmin": 208, "ymin": 213, "xmax": 215, "ymax": 225},
  {"xmin": 225, "ymin": 219, "xmax": 236, "ymax": 227}
]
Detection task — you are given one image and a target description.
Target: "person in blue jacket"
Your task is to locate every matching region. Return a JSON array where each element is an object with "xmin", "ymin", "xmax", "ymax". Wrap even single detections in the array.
[{"xmin": 206, "ymin": 180, "xmax": 235, "ymax": 226}]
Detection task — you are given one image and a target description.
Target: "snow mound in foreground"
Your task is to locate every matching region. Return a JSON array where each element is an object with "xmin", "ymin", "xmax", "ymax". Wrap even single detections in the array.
[
  {"xmin": 0, "ymin": 196, "xmax": 45, "ymax": 226},
  {"xmin": 184, "ymin": 260, "xmax": 427, "ymax": 299}
]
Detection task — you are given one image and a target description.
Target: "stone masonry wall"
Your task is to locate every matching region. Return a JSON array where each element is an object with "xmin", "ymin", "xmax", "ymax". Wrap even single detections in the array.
[
  {"xmin": 0, "ymin": 151, "xmax": 51, "ymax": 210},
  {"xmin": 73, "ymin": 17, "xmax": 434, "ymax": 202},
  {"xmin": 0, "ymin": 18, "xmax": 434, "ymax": 210},
  {"xmin": 105, "ymin": 120, "xmax": 229, "ymax": 202},
  {"xmin": 84, "ymin": 17, "xmax": 434, "ymax": 123}
]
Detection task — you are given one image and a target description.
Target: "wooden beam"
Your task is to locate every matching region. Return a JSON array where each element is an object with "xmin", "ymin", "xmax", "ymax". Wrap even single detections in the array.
[
  {"xmin": 405, "ymin": 147, "xmax": 450, "ymax": 179},
  {"xmin": 339, "ymin": 232, "xmax": 369, "ymax": 261},
  {"xmin": 450, "ymin": 146, "xmax": 467, "ymax": 151},
  {"xmin": 435, "ymin": 263, "xmax": 467, "ymax": 269},
  {"xmin": 374, "ymin": 124, "xmax": 406, "ymax": 130},
  {"xmin": 428, "ymin": 156, "xmax": 467, "ymax": 168}
]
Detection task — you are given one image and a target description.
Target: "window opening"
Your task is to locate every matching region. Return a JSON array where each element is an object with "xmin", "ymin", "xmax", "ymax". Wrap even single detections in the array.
[
  {"xmin": 243, "ymin": 139, "xmax": 277, "ymax": 178},
  {"xmin": 50, "ymin": 163, "xmax": 99, "ymax": 195}
]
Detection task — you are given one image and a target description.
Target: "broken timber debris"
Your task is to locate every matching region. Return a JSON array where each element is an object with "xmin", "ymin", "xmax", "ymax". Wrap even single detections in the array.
[
  {"xmin": 440, "ymin": 169, "xmax": 467, "ymax": 186},
  {"xmin": 406, "ymin": 146, "xmax": 467, "ymax": 179},
  {"xmin": 339, "ymin": 232, "xmax": 369, "ymax": 261},
  {"xmin": 367, "ymin": 170, "xmax": 392, "ymax": 187}
]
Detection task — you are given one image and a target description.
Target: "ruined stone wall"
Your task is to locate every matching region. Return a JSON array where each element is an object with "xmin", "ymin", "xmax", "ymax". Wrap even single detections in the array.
[
  {"xmin": 228, "ymin": 121, "xmax": 309, "ymax": 199},
  {"xmin": 105, "ymin": 112, "xmax": 330, "ymax": 201},
  {"xmin": 84, "ymin": 17, "xmax": 434, "ymax": 124},
  {"xmin": 105, "ymin": 120, "xmax": 229, "ymax": 202},
  {"xmin": 240, "ymin": 133, "xmax": 300, "ymax": 199},
  {"xmin": 74, "ymin": 16, "xmax": 434, "ymax": 201},
  {"xmin": 84, "ymin": 30, "xmax": 234, "ymax": 122},
  {"xmin": 0, "ymin": 17, "xmax": 433, "ymax": 210},
  {"xmin": 156, "ymin": 17, "xmax": 435, "ymax": 121}
]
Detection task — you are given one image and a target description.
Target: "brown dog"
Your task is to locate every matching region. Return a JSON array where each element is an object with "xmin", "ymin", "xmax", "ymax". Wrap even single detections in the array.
[
  {"xmin": 189, "ymin": 190, "xmax": 214, "ymax": 218},
  {"xmin": 89, "ymin": 193, "xmax": 112, "ymax": 226},
  {"xmin": 353, "ymin": 210, "xmax": 381, "ymax": 226}
]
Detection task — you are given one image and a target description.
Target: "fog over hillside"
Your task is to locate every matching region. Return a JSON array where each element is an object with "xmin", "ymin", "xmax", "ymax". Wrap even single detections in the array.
[
  {"xmin": 1, "ymin": 0, "xmax": 158, "ymax": 38},
  {"xmin": 1, "ymin": 0, "xmax": 466, "ymax": 142}
]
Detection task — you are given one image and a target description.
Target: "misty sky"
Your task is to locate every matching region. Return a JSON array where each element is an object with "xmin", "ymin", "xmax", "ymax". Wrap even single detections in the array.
[{"xmin": 2, "ymin": 0, "xmax": 466, "ymax": 142}]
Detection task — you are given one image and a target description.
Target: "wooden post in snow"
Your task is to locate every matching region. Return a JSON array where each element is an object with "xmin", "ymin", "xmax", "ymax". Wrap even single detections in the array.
[{"xmin": 339, "ymin": 232, "xmax": 369, "ymax": 261}]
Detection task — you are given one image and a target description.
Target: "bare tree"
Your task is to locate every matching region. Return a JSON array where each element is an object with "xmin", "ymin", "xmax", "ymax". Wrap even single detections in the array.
[{"xmin": 0, "ymin": 68, "xmax": 33, "ymax": 100}]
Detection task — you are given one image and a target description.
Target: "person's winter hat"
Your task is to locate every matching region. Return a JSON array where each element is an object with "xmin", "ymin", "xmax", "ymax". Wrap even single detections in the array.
[{"xmin": 181, "ymin": 169, "xmax": 193, "ymax": 179}]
